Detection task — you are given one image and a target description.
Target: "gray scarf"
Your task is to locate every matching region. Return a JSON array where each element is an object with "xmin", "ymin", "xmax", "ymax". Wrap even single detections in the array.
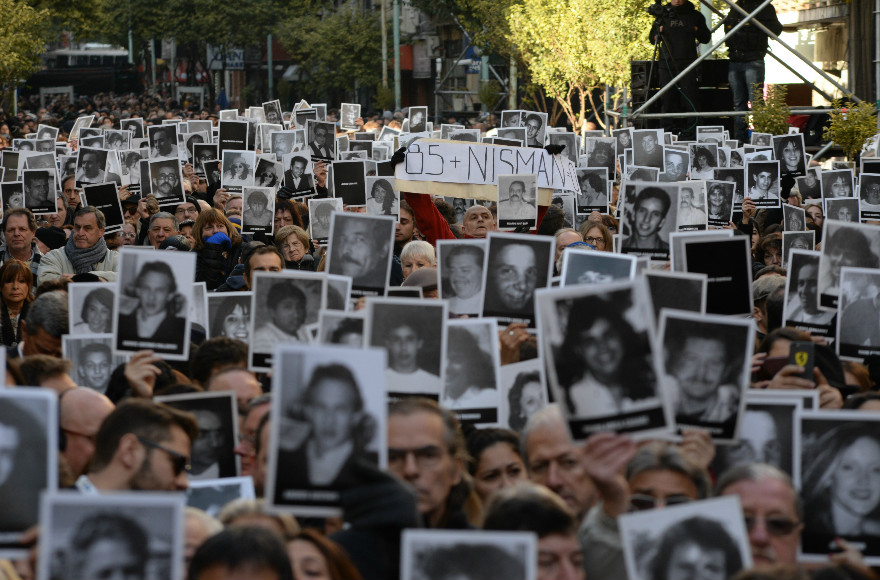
[{"xmin": 64, "ymin": 234, "xmax": 108, "ymax": 274}]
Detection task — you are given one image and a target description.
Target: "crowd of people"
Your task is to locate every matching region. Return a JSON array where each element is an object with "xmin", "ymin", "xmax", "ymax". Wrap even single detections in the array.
[{"xmin": 0, "ymin": 50, "xmax": 879, "ymax": 580}]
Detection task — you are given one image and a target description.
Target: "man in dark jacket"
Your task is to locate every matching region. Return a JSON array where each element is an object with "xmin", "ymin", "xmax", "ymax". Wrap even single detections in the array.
[
  {"xmin": 648, "ymin": 0, "xmax": 711, "ymax": 138},
  {"xmin": 723, "ymin": 0, "xmax": 783, "ymax": 142}
]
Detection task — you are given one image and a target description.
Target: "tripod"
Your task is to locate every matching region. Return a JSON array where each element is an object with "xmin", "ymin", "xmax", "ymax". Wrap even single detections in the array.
[{"xmin": 643, "ymin": 21, "xmax": 700, "ymax": 136}]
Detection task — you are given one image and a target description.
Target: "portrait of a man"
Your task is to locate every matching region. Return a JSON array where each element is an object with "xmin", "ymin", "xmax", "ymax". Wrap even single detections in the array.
[
  {"xmin": 76, "ymin": 343, "xmax": 113, "ymax": 393},
  {"xmin": 441, "ymin": 242, "xmax": 485, "ymax": 316},
  {"xmin": 149, "ymin": 126, "xmax": 179, "ymax": 160},
  {"xmin": 252, "ymin": 280, "xmax": 309, "ymax": 350},
  {"xmin": 150, "ymin": 160, "xmax": 183, "ymax": 202},
  {"xmin": 498, "ymin": 177, "xmax": 537, "ymax": 227},
  {"xmin": 23, "ymin": 170, "xmax": 54, "ymax": 213},
  {"xmin": 308, "ymin": 121, "xmax": 335, "ymax": 160},
  {"xmin": 284, "ymin": 155, "xmax": 314, "ymax": 193},
  {"xmin": 622, "ymin": 186, "xmax": 674, "ymax": 254},
  {"xmin": 327, "ymin": 214, "xmax": 395, "ymax": 291}
]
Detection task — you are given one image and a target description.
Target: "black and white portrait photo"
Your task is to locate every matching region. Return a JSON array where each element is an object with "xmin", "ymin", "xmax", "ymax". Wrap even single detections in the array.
[
  {"xmin": 339, "ymin": 103, "xmax": 361, "ymax": 132},
  {"xmin": 148, "ymin": 159, "xmax": 185, "ymax": 206},
  {"xmin": 584, "ymin": 137, "xmax": 616, "ymax": 177},
  {"xmin": 613, "ymin": 127, "xmax": 634, "ymax": 156},
  {"xmin": 364, "ymin": 176, "xmax": 399, "ymax": 217},
  {"xmin": 254, "ymin": 156, "xmax": 282, "ymax": 191},
  {"xmin": 271, "ymin": 130, "xmax": 302, "ymax": 163},
  {"xmin": 192, "ymin": 143, "xmax": 218, "ymax": 179},
  {"xmin": 317, "ymin": 310, "xmax": 365, "ymax": 347},
  {"xmin": 500, "ymin": 109, "xmax": 525, "ymax": 129},
  {"xmin": 147, "ymin": 124, "xmax": 180, "ymax": 161},
  {"xmin": 119, "ymin": 148, "xmax": 148, "ymax": 190},
  {"xmin": 706, "ymin": 180, "xmax": 735, "ymax": 228},
  {"xmin": 817, "ymin": 221, "xmax": 880, "ymax": 310},
  {"xmin": 437, "ymin": 239, "xmax": 486, "ymax": 317},
  {"xmin": 536, "ymin": 280, "xmax": 670, "ymax": 439},
  {"xmin": 408, "ymin": 106, "xmax": 428, "ymax": 134},
  {"xmin": 120, "ymin": 117, "xmax": 144, "ymax": 139},
  {"xmin": 68, "ymin": 282, "xmax": 116, "ymax": 335},
  {"xmin": 401, "ymin": 529, "xmax": 536, "ymax": 580},
  {"xmin": 713, "ymin": 167, "xmax": 745, "ymax": 206},
  {"xmin": 548, "ymin": 132, "xmax": 578, "ymax": 165},
  {"xmin": 220, "ymin": 149, "xmax": 256, "ymax": 194},
  {"xmin": 836, "ymin": 267, "xmax": 880, "ymax": 359},
  {"xmin": 497, "ymin": 174, "xmax": 538, "ymax": 230},
  {"xmin": 660, "ymin": 310, "xmax": 754, "ymax": 441},
  {"xmin": 307, "ymin": 198, "xmax": 343, "ymax": 244},
  {"xmin": 821, "ymin": 169, "xmax": 855, "ymax": 199},
  {"xmin": 825, "ymin": 197, "xmax": 860, "ymax": 224},
  {"xmin": 307, "ymin": 120, "xmax": 336, "ymax": 162},
  {"xmin": 61, "ymin": 335, "xmax": 125, "ymax": 395},
  {"xmin": 294, "ymin": 108, "xmax": 317, "ymax": 130},
  {"xmin": 499, "ymin": 359, "xmax": 547, "ymax": 433},
  {"xmin": 783, "ymin": 249, "xmax": 835, "ymax": 333},
  {"xmin": 675, "ymin": 183, "xmax": 707, "ymax": 231},
  {"xmin": 661, "ymin": 148, "xmax": 689, "ymax": 182},
  {"xmin": 644, "ymin": 270, "xmax": 707, "ymax": 323},
  {"xmin": 688, "ymin": 143, "xmax": 718, "ymax": 180},
  {"xmin": 326, "ymin": 213, "xmax": 396, "ymax": 296},
  {"xmin": 799, "ymin": 411, "xmax": 880, "ymax": 563},
  {"xmin": 481, "ymin": 232, "xmax": 553, "ymax": 328},
  {"xmin": 523, "ymin": 111, "xmax": 548, "ymax": 148},
  {"xmin": 186, "ymin": 477, "xmax": 256, "ymax": 518},
  {"xmin": 266, "ymin": 344, "xmax": 386, "ymax": 515},
  {"xmin": 0, "ymin": 390, "xmax": 55, "ymax": 557},
  {"xmin": 23, "ymin": 169, "xmax": 56, "ymax": 215},
  {"xmin": 796, "ymin": 170, "xmax": 822, "ymax": 201},
  {"xmin": 448, "ymin": 129, "xmax": 481, "ymax": 143},
  {"xmin": 1, "ymin": 182, "xmax": 23, "ymax": 211},
  {"xmin": 712, "ymin": 396, "xmax": 800, "ymax": 480},
  {"xmin": 241, "ymin": 187, "xmax": 274, "ymax": 235},
  {"xmin": 576, "ymin": 168, "xmax": 609, "ymax": 214},
  {"xmin": 282, "ymin": 153, "xmax": 315, "ymax": 195},
  {"xmin": 746, "ymin": 160, "xmax": 781, "ymax": 208},
  {"xmin": 262, "ymin": 99, "xmax": 283, "ymax": 125},
  {"xmin": 38, "ymin": 492, "xmax": 185, "ymax": 580},
  {"xmin": 560, "ymin": 249, "xmax": 637, "ymax": 287},
  {"xmin": 497, "ymin": 127, "xmax": 526, "ymax": 146},
  {"xmin": 783, "ymin": 204, "xmax": 806, "ymax": 232},
  {"xmin": 154, "ymin": 392, "xmax": 239, "ymax": 481},
  {"xmin": 367, "ymin": 298, "xmax": 447, "ymax": 397},
  {"xmin": 619, "ymin": 496, "xmax": 752, "ymax": 580},
  {"xmin": 782, "ymin": 231, "xmax": 816, "ymax": 268},
  {"xmin": 207, "ymin": 291, "xmax": 252, "ymax": 342},
  {"xmin": 113, "ymin": 249, "xmax": 195, "ymax": 360},
  {"xmin": 249, "ymin": 271, "xmax": 326, "ymax": 370},
  {"xmin": 103, "ymin": 129, "xmax": 130, "ymax": 151},
  {"xmin": 773, "ymin": 133, "xmax": 807, "ymax": 177},
  {"xmin": 620, "ymin": 182, "xmax": 678, "ymax": 260},
  {"xmin": 441, "ymin": 319, "xmax": 501, "ymax": 423},
  {"xmin": 632, "ymin": 129, "xmax": 663, "ymax": 169},
  {"xmin": 860, "ymin": 173, "xmax": 880, "ymax": 220}
]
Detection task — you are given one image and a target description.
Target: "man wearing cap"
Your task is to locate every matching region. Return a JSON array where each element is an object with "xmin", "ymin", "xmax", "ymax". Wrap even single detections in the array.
[
  {"xmin": 752, "ymin": 275, "xmax": 786, "ymax": 340},
  {"xmin": 34, "ymin": 226, "xmax": 68, "ymax": 256},
  {"xmin": 0, "ymin": 208, "xmax": 43, "ymax": 278}
]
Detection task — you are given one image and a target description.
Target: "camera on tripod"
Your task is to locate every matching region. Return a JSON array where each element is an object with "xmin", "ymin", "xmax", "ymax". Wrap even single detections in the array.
[{"xmin": 646, "ymin": 0, "xmax": 671, "ymax": 18}]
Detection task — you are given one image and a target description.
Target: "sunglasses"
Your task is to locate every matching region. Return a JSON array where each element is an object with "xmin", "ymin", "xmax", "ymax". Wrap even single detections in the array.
[
  {"xmin": 630, "ymin": 494, "xmax": 692, "ymax": 511},
  {"xmin": 137, "ymin": 436, "xmax": 190, "ymax": 475},
  {"xmin": 744, "ymin": 516, "xmax": 800, "ymax": 537}
]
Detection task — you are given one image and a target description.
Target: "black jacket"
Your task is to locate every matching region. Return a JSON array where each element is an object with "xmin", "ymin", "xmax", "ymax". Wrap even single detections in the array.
[
  {"xmin": 649, "ymin": 1, "xmax": 711, "ymax": 61},
  {"xmin": 723, "ymin": 0, "xmax": 783, "ymax": 62},
  {"xmin": 196, "ymin": 240, "xmax": 245, "ymax": 291}
]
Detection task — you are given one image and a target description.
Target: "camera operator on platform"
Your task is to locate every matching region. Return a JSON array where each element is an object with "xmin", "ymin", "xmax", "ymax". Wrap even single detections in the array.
[{"xmin": 648, "ymin": 0, "xmax": 711, "ymax": 139}]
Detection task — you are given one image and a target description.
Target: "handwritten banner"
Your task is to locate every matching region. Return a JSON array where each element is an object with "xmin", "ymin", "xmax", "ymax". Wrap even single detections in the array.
[{"xmin": 394, "ymin": 139, "xmax": 580, "ymax": 194}]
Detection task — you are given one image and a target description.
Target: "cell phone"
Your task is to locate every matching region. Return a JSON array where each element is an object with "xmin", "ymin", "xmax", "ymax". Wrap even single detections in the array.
[
  {"xmin": 752, "ymin": 356, "xmax": 789, "ymax": 382},
  {"xmin": 788, "ymin": 341, "xmax": 815, "ymax": 381}
]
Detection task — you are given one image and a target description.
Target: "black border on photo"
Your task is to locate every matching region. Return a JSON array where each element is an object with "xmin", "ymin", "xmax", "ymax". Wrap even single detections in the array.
[
  {"xmin": 497, "ymin": 174, "xmax": 538, "ymax": 230},
  {"xmin": 441, "ymin": 318, "xmax": 502, "ymax": 425},
  {"xmin": 82, "ymin": 183, "xmax": 124, "ymax": 233},
  {"xmin": 681, "ymin": 236, "xmax": 753, "ymax": 316},
  {"xmin": 745, "ymin": 160, "xmax": 781, "ymax": 208},
  {"xmin": 206, "ymin": 291, "xmax": 252, "ymax": 342},
  {"xmin": 401, "ymin": 529, "xmax": 537, "ymax": 580},
  {"xmin": 481, "ymin": 232, "xmax": 553, "ymax": 328},
  {"xmin": 113, "ymin": 248, "xmax": 195, "ymax": 360},
  {"xmin": 22, "ymin": 169, "xmax": 57, "ymax": 215},
  {"xmin": 619, "ymin": 182, "xmax": 678, "ymax": 260},
  {"xmin": 644, "ymin": 270, "xmax": 707, "ymax": 323},
  {"xmin": 836, "ymin": 266, "xmax": 880, "ymax": 359},
  {"xmin": 148, "ymin": 158, "xmax": 186, "ymax": 206},
  {"xmin": 535, "ymin": 280, "xmax": 672, "ymax": 439},
  {"xmin": 241, "ymin": 187, "xmax": 275, "ymax": 235}
]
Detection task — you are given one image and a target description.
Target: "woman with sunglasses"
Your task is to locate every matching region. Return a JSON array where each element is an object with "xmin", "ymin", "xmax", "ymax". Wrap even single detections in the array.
[{"xmin": 579, "ymin": 436, "xmax": 711, "ymax": 579}]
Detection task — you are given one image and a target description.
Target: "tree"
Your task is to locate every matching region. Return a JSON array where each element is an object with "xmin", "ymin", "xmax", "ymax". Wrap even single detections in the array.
[
  {"xmin": 0, "ymin": 0, "xmax": 51, "ymax": 111},
  {"xmin": 507, "ymin": 0, "xmax": 653, "ymax": 130},
  {"xmin": 278, "ymin": 5, "xmax": 382, "ymax": 104}
]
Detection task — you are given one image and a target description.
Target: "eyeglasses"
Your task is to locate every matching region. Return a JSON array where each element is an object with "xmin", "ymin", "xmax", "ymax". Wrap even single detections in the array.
[
  {"xmin": 585, "ymin": 236, "xmax": 605, "ymax": 246},
  {"xmin": 137, "ymin": 436, "xmax": 190, "ymax": 475},
  {"xmin": 744, "ymin": 515, "xmax": 801, "ymax": 537},
  {"xmin": 630, "ymin": 494, "xmax": 692, "ymax": 511},
  {"xmin": 119, "ymin": 232, "xmax": 136, "ymax": 239},
  {"xmin": 281, "ymin": 241, "xmax": 304, "ymax": 251},
  {"xmin": 388, "ymin": 445, "xmax": 447, "ymax": 470}
]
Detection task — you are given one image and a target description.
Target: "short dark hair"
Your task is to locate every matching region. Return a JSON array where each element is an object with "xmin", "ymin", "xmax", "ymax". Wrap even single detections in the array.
[
  {"xmin": 188, "ymin": 526, "xmax": 294, "ymax": 580},
  {"xmin": 189, "ymin": 337, "xmax": 248, "ymax": 385},
  {"xmin": 69, "ymin": 514, "xmax": 148, "ymax": 574},
  {"xmin": 17, "ymin": 355, "xmax": 72, "ymax": 386},
  {"xmin": 135, "ymin": 261, "xmax": 177, "ymax": 293},
  {"xmin": 483, "ymin": 482, "xmax": 577, "ymax": 537},
  {"xmin": 244, "ymin": 246, "xmax": 284, "ymax": 280},
  {"xmin": 90, "ymin": 399, "xmax": 199, "ymax": 472},
  {"xmin": 649, "ymin": 517, "xmax": 743, "ymax": 580},
  {"xmin": 633, "ymin": 187, "xmax": 671, "ymax": 217}
]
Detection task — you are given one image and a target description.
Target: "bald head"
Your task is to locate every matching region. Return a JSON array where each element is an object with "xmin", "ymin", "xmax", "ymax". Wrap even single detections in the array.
[
  {"xmin": 60, "ymin": 388, "xmax": 115, "ymax": 477},
  {"xmin": 461, "ymin": 205, "xmax": 496, "ymax": 238}
]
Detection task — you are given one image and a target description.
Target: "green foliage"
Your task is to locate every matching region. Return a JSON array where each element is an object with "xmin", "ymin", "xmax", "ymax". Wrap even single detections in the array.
[
  {"xmin": 278, "ymin": 5, "xmax": 382, "ymax": 103},
  {"xmin": 750, "ymin": 83, "xmax": 790, "ymax": 135},
  {"xmin": 478, "ymin": 79, "xmax": 502, "ymax": 110},
  {"xmin": 506, "ymin": 0, "xmax": 653, "ymax": 129},
  {"xmin": 25, "ymin": 0, "xmax": 100, "ymax": 40},
  {"xmin": 824, "ymin": 99, "xmax": 879, "ymax": 161},
  {"xmin": 0, "ymin": 0, "xmax": 51, "ymax": 110},
  {"xmin": 375, "ymin": 84, "xmax": 395, "ymax": 112}
]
